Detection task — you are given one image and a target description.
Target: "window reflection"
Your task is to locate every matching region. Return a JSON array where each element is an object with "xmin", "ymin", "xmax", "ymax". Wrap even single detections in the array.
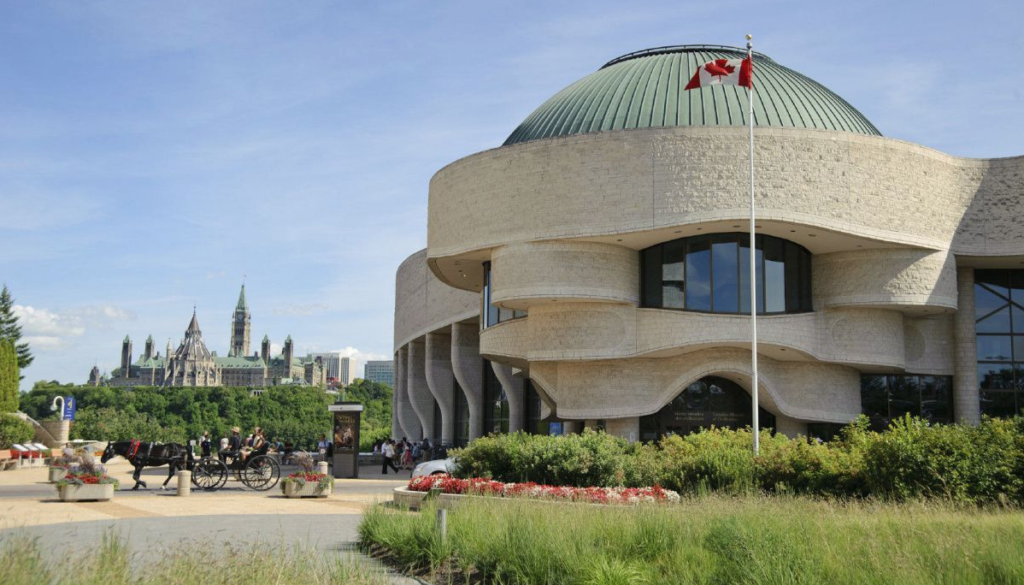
[
  {"xmin": 641, "ymin": 233, "xmax": 812, "ymax": 315},
  {"xmin": 976, "ymin": 269, "xmax": 1024, "ymax": 418},
  {"xmin": 860, "ymin": 374, "xmax": 953, "ymax": 430},
  {"xmin": 481, "ymin": 262, "xmax": 527, "ymax": 329}
]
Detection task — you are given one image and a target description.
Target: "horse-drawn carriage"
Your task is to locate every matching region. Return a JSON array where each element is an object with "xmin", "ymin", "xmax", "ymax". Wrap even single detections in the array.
[
  {"xmin": 191, "ymin": 443, "xmax": 280, "ymax": 491},
  {"xmin": 102, "ymin": 440, "xmax": 281, "ymax": 492}
]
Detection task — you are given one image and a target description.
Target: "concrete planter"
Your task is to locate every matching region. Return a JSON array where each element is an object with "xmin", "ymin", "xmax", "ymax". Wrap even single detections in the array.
[
  {"xmin": 283, "ymin": 480, "xmax": 332, "ymax": 498},
  {"xmin": 57, "ymin": 483, "xmax": 114, "ymax": 502},
  {"xmin": 48, "ymin": 467, "xmax": 68, "ymax": 483},
  {"xmin": 393, "ymin": 487, "xmax": 464, "ymax": 510}
]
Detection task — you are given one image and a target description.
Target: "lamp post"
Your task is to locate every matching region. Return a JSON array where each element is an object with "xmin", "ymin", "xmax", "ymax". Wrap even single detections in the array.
[{"xmin": 51, "ymin": 396, "xmax": 66, "ymax": 420}]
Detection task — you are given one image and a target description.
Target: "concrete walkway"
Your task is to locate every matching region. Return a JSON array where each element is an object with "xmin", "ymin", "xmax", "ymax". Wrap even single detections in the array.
[{"xmin": 0, "ymin": 461, "xmax": 415, "ymax": 583}]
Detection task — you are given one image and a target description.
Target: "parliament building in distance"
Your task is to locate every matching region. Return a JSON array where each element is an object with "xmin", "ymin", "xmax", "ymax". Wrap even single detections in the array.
[{"xmin": 94, "ymin": 285, "xmax": 325, "ymax": 388}]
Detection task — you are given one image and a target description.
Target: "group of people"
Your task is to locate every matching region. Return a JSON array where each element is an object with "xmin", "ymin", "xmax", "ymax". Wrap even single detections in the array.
[
  {"xmin": 212, "ymin": 426, "xmax": 269, "ymax": 463},
  {"xmin": 374, "ymin": 437, "xmax": 435, "ymax": 475}
]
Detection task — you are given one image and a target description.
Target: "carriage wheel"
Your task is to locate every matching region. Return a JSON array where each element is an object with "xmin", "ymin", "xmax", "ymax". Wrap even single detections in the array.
[
  {"xmin": 191, "ymin": 458, "xmax": 228, "ymax": 491},
  {"xmin": 241, "ymin": 455, "xmax": 280, "ymax": 491}
]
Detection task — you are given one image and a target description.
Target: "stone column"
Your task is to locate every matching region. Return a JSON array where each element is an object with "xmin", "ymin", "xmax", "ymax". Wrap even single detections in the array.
[
  {"xmin": 451, "ymin": 322, "xmax": 485, "ymax": 441},
  {"xmin": 953, "ymin": 267, "xmax": 981, "ymax": 425},
  {"xmin": 491, "ymin": 362, "xmax": 524, "ymax": 433},
  {"xmin": 407, "ymin": 340, "xmax": 434, "ymax": 441},
  {"xmin": 604, "ymin": 417, "xmax": 639, "ymax": 442},
  {"xmin": 395, "ymin": 346, "xmax": 420, "ymax": 439},
  {"xmin": 391, "ymin": 350, "xmax": 402, "ymax": 439},
  {"xmin": 774, "ymin": 414, "xmax": 807, "ymax": 439},
  {"xmin": 425, "ymin": 332, "xmax": 455, "ymax": 445}
]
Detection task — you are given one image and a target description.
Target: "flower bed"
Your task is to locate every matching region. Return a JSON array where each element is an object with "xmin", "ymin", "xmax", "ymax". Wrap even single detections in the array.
[
  {"xmin": 280, "ymin": 472, "xmax": 333, "ymax": 498},
  {"xmin": 407, "ymin": 474, "xmax": 679, "ymax": 504}
]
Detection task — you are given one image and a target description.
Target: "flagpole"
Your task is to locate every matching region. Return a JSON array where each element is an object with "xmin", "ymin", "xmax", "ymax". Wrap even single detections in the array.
[{"xmin": 746, "ymin": 34, "xmax": 759, "ymax": 455}]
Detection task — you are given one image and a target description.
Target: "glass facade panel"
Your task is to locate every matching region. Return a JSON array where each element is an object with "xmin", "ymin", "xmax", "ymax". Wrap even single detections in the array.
[
  {"xmin": 662, "ymin": 240, "xmax": 686, "ymax": 309},
  {"xmin": 711, "ymin": 239, "xmax": 739, "ymax": 313},
  {"xmin": 860, "ymin": 374, "xmax": 954, "ymax": 431},
  {"xmin": 978, "ymin": 335, "xmax": 1013, "ymax": 361},
  {"xmin": 685, "ymin": 238, "xmax": 711, "ymax": 311},
  {"xmin": 975, "ymin": 269, "xmax": 1024, "ymax": 418},
  {"xmin": 482, "ymin": 360, "xmax": 509, "ymax": 434},
  {"xmin": 639, "ymin": 376, "xmax": 775, "ymax": 441},
  {"xmin": 763, "ymin": 237, "xmax": 786, "ymax": 313},
  {"xmin": 641, "ymin": 247, "xmax": 663, "ymax": 307},
  {"xmin": 481, "ymin": 262, "xmax": 526, "ymax": 330},
  {"xmin": 641, "ymin": 233, "xmax": 811, "ymax": 315}
]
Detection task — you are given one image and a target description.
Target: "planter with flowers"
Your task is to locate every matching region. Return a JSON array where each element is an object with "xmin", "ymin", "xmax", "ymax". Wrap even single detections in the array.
[
  {"xmin": 55, "ymin": 455, "xmax": 118, "ymax": 502},
  {"xmin": 279, "ymin": 452, "xmax": 333, "ymax": 498},
  {"xmin": 49, "ymin": 448, "xmax": 81, "ymax": 483}
]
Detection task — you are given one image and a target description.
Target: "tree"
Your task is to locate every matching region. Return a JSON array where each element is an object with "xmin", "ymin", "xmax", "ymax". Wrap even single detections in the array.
[
  {"xmin": 0, "ymin": 340, "xmax": 19, "ymax": 412},
  {"xmin": 0, "ymin": 285, "xmax": 33, "ymax": 376}
]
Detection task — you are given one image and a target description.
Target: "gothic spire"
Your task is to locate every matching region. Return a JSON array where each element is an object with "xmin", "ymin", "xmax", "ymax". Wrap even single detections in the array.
[
  {"xmin": 187, "ymin": 309, "xmax": 201, "ymax": 334},
  {"xmin": 235, "ymin": 284, "xmax": 248, "ymax": 312}
]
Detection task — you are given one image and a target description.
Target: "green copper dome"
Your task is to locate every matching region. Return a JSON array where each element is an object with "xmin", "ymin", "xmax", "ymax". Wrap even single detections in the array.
[{"xmin": 504, "ymin": 45, "xmax": 879, "ymax": 146}]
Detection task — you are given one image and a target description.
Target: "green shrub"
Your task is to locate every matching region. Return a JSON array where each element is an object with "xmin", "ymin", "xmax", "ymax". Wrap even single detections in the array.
[
  {"xmin": 449, "ymin": 416, "xmax": 1024, "ymax": 504},
  {"xmin": 453, "ymin": 430, "xmax": 640, "ymax": 487},
  {"xmin": 0, "ymin": 414, "xmax": 33, "ymax": 448}
]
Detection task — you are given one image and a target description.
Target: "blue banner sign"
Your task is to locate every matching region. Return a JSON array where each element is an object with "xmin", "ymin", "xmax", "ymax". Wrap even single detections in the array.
[{"xmin": 63, "ymin": 396, "xmax": 76, "ymax": 421}]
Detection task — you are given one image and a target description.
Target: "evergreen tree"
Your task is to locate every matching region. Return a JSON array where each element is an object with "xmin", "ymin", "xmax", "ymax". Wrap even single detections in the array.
[
  {"xmin": 0, "ymin": 340, "xmax": 18, "ymax": 412},
  {"xmin": 0, "ymin": 285, "xmax": 33, "ymax": 375}
]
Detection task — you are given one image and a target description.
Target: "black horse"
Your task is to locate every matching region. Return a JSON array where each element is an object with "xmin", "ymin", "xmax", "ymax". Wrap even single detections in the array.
[{"xmin": 101, "ymin": 440, "xmax": 191, "ymax": 490}]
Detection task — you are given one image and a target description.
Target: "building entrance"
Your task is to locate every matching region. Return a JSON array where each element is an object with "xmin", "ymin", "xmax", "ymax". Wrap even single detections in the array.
[{"xmin": 639, "ymin": 376, "xmax": 776, "ymax": 442}]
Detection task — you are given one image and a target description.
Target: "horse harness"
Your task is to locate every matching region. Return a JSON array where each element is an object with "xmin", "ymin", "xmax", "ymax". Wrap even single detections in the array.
[{"xmin": 126, "ymin": 439, "xmax": 153, "ymax": 464}]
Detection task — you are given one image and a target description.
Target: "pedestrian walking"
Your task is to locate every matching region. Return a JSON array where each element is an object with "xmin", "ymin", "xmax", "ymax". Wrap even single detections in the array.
[{"xmin": 381, "ymin": 440, "xmax": 399, "ymax": 474}]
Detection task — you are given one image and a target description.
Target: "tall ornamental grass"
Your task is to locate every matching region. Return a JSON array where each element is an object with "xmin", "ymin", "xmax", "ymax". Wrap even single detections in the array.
[
  {"xmin": 452, "ymin": 415, "xmax": 1024, "ymax": 503},
  {"xmin": 0, "ymin": 533, "xmax": 392, "ymax": 585},
  {"xmin": 360, "ymin": 496, "xmax": 1024, "ymax": 585}
]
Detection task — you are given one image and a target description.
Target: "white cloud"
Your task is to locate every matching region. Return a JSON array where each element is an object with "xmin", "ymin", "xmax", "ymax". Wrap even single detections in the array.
[
  {"xmin": 329, "ymin": 346, "xmax": 389, "ymax": 382},
  {"xmin": 13, "ymin": 304, "xmax": 135, "ymax": 352}
]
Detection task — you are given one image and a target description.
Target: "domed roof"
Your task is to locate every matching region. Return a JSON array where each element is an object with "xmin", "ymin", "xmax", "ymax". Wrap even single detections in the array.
[{"xmin": 504, "ymin": 45, "xmax": 880, "ymax": 146}]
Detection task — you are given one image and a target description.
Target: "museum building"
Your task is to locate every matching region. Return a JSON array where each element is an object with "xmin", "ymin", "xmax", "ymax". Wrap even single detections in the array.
[{"xmin": 391, "ymin": 45, "xmax": 1024, "ymax": 445}]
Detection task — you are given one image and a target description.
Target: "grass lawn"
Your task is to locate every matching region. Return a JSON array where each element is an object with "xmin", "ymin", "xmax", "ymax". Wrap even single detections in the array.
[
  {"xmin": 359, "ymin": 496, "xmax": 1024, "ymax": 585},
  {"xmin": 0, "ymin": 532, "xmax": 393, "ymax": 585}
]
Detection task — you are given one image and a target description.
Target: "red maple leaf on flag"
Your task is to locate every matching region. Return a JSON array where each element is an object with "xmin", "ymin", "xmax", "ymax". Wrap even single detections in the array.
[{"xmin": 703, "ymin": 59, "xmax": 735, "ymax": 79}]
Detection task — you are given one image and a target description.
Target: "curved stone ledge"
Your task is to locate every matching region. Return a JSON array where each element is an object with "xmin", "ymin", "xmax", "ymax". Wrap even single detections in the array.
[
  {"xmin": 482, "ymin": 304, "xmax": 911, "ymax": 372},
  {"xmin": 813, "ymin": 249, "xmax": 958, "ymax": 311},
  {"xmin": 491, "ymin": 241, "xmax": 639, "ymax": 309},
  {"xmin": 530, "ymin": 348, "xmax": 861, "ymax": 423}
]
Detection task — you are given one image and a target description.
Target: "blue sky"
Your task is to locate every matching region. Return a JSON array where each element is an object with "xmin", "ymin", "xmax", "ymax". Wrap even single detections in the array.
[{"xmin": 1, "ymin": 1, "xmax": 1020, "ymax": 388}]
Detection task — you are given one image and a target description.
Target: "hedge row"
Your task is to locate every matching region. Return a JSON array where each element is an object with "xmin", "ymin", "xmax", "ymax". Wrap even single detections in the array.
[{"xmin": 452, "ymin": 415, "xmax": 1024, "ymax": 503}]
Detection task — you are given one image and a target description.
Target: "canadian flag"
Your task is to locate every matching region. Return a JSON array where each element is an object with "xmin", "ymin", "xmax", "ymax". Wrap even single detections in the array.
[{"xmin": 684, "ymin": 58, "xmax": 753, "ymax": 90}]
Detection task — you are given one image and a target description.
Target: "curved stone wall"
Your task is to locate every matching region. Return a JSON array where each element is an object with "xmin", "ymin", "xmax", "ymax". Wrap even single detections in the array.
[
  {"xmin": 530, "ymin": 347, "xmax": 861, "ymax": 422},
  {"xmin": 813, "ymin": 249, "xmax": 957, "ymax": 311},
  {"xmin": 490, "ymin": 241, "xmax": 638, "ymax": 308},
  {"xmin": 395, "ymin": 249, "xmax": 480, "ymax": 351},
  {"xmin": 481, "ymin": 304, "xmax": 911, "ymax": 372},
  {"xmin": 428, "ymin": 127, "xmax": 1024, "ymax": 275}
]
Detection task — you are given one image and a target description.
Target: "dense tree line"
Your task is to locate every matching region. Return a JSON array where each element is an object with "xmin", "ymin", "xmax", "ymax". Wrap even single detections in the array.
[{"xmin": 21, "ymin": 379, "xmax": 392, "ymax": 452}]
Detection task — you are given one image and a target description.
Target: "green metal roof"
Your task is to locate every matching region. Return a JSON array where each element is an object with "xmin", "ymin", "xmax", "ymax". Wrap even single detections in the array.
[
  {"xmin": 504, "ymin": 45, "xmax": 879, "ymax": 146},
  {"xmin": 214, "ymin": 356, "xmax": 266, "ymax": 369}
]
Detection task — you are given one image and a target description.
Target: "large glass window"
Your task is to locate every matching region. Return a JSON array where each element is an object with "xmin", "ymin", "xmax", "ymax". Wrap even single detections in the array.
[
  {"xmin": 481, "ymin": 262, "xmax": 527, "ymax": 329},
  {"xmin": 640, "ymin": 234, "xmax": 812, "ymax": 314},
  {"xmin": 482, "ymin": 360, "xmax": 510, "ymax": 434},
  {"xmin": 976, "ymin": 270, "xmax": 1024, "ymax": 418},
  {"xmin": 860, "ymin": 374, "xmax": 953, "ymax": 431},
  {"xmin": 639, "ymin": 376, "xmax": 776, "ymax": 442}
]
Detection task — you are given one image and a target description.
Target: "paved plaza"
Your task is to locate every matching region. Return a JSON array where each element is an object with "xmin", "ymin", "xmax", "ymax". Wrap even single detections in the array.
[{"xmin": 0, "ymin": 460, "xmax": 414, "ymax": 583}]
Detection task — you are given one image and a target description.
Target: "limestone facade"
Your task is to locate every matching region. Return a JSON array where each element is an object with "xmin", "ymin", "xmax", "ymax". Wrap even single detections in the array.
[{"xmin": 393, "ymin": 52, "xmax": 1024, "ymax": 443}]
